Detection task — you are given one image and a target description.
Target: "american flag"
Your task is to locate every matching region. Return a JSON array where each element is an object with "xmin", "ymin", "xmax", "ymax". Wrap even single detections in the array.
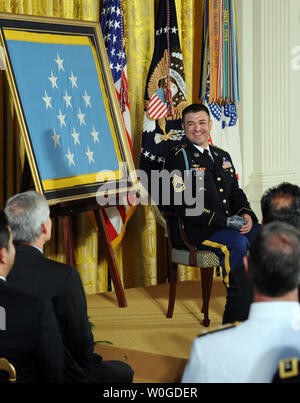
[
  {"xmin": 148, "ymin": 88, "xmax": 168, "ymax": 119},
  {"xmin": 100, "ymin": 0, "xmax": 134, "ymax": 247}
]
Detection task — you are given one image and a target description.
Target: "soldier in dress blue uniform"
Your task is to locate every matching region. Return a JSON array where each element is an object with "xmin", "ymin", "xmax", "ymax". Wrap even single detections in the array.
[{"xmin": 163, "ymin": 103, "xmax": 260, "ymax": 286}]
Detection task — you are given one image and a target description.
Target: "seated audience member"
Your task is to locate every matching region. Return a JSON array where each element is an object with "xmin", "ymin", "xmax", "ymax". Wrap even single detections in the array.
[
  {"xmin": 0, "ymin": 210, "xmax": 64, "ymax": 383},
  {"xmin": 223, "ymin": 182, "xmax": 300, "ymax": 324},
  {"xmin": 182, "ymin": 221, "xmax": 300, "ymax": 383},
  {"xmin": 5, "ymin": 191, "xmax": 134, "ymax": 383},
  {"xmin": 163, "ymin": 103, "xmax": 260, "ymax": 307}
]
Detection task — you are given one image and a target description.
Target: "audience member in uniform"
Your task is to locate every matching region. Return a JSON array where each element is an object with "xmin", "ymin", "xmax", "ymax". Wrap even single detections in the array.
[
  {"xmin": 163, "ymin": 103, "xmax": 260, "ymax": 289},
  {"xmin": 182, "ymin": 221, "xmax": 300, "ymax": 383},
  {"xmin": 0, "ymin": 210, "xmax": 64, "ymax": 383},
  {"xmin": 5, "ymin": 191, "xmax": 134, "ymax": 383},
  {"xmin": 222, "ymin": 182, "xmax": 300, "ymax": 324}
]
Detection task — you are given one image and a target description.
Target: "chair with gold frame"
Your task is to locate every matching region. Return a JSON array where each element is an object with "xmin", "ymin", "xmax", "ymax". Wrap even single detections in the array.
[
  {"xmin": 162, "ymin": 211, "xmax": 221, "ymax": 327},
  {"xmin": 0, "ymin": 358, "xmax": 17, "ymax": 383}
]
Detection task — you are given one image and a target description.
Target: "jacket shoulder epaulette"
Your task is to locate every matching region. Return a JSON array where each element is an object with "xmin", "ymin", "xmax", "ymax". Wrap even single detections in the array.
[
  {"xmin": 173, "ymin": 144, "xmax": 187, "ymax": 156},
  {"xmin": 211, "ymin": 144, "xmax": 226, "ymax": 153},
  {"xmin": 197, "ymin": 321, "xmax": 240, "ymax": 338}
]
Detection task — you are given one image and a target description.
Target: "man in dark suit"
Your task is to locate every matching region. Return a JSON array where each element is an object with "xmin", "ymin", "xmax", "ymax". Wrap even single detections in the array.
[
  {"xmin": 222, "ymin": 182, "xmax": 300, "ymax": 324},
  {"xmin": 5, "ymin": 191, "xmax": 134, "ymax": 383},
  {"xmin": 164, "ymin": 103, "xmax": 260, "ymax": 286},
  {"xmin": 0, "ymin": 210, "xmax": 64, "ymax": 383}
]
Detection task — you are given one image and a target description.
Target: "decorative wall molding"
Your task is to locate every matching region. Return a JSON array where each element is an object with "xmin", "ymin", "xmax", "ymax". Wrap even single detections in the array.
[{"xmin": 238, "ymin": 0, "xmax": 297, "ymax": 218}]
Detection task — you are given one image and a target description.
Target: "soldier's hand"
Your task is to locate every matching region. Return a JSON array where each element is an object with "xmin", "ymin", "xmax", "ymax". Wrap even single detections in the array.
[
  {"xmin": 240, "ymin": 213, "xmax": 253, "ymax": 234},
  {"xmin": 226, "ymin": 215, "xmax": 248, "ymax": 231}
]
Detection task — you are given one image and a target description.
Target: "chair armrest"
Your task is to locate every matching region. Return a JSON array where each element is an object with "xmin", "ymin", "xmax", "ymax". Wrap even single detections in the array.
[
  {"xmin": 0, "ymin": 358, "xmax": 16, "ymax": 383},
  {"xmin": 177, "ymin": 216, "xmax": 198, "ymax": 266},
  {"xmin": 162, "ymin": 210, "xmax": 198, "ymax": 266}
]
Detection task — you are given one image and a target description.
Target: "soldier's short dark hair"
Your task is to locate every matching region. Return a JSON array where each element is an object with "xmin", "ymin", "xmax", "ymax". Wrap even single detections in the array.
[
  {"xmin": 248, "ymin": 221, "xmax": 300, "ymax": 297},
  {"xmin": 182, "ymin": 103, "xmax": 210, "ymax": 122}
]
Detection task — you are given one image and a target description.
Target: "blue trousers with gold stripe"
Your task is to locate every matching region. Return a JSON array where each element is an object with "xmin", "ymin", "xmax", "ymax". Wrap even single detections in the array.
[{"xmin": 197, "ymin": 223, "xmax": 261, "ymax": 286}]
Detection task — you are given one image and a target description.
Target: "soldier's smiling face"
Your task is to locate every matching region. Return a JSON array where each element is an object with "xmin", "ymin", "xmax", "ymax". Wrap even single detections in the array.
[{"xmin": 182, "ymin": 110, "xmax": 212, "ymax": 148}]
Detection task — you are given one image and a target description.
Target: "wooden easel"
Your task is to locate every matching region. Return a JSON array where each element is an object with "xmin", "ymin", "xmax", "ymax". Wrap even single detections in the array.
[{"xmin": 20, "ymin": 156, "xmax": 127, "ymax": 308}]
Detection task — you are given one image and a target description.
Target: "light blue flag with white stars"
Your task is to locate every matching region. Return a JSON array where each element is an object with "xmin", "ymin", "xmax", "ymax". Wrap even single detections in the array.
[{"xmin": 4, "ymin": 30, "xmax": 121, "ymax": 190}]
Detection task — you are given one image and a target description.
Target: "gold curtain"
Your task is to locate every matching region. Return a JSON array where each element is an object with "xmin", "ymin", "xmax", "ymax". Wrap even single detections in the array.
[{"xmin": 0, "ymin": 0, "xmax": 204, "ymax": 294}]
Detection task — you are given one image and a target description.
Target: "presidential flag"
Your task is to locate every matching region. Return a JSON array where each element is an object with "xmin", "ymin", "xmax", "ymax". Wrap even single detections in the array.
[
  {"xmin": 101, "ymin": 0, "xmax": 135, "ymax": 247},
  {"xmin": 140, "ymin": 0, "xmax": 187, "ymax": 197},
  {"xmin": 200, "ymin": 0, "xmax": 242, "ymax": 182}
]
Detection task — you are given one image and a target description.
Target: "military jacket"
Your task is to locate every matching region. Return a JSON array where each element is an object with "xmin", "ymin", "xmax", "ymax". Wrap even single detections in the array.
[
  {"xmin": 181, "ymin": 302, "xmax": 300, "ymax": 383},
  {"xmin": 163, "ymin": 138, "xmax": 258, "ymax": 246}
]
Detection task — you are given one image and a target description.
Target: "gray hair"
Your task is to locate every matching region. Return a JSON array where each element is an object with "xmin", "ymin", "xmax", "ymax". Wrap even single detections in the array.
[{"xmin": 4, "ymin": 191, "xmax": 50, "ymax": 244}]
